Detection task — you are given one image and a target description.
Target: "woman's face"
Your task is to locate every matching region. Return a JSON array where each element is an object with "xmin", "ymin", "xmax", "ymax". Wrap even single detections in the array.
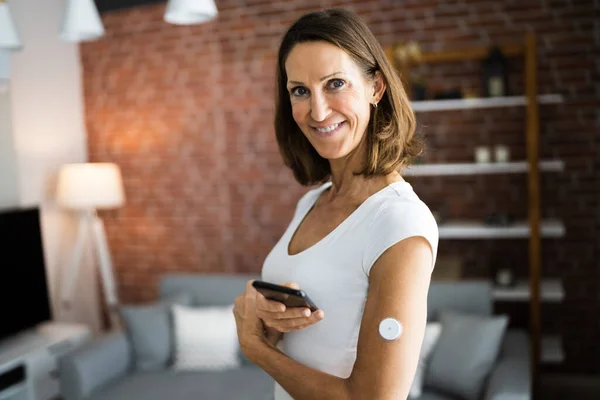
[{"xmin": 285, "ymin": 41, "xmax": 381, "ymax": 161}]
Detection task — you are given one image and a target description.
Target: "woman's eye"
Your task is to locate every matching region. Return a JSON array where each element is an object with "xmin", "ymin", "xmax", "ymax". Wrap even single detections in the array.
[
  {"xmin": 328, "ymin": 79, "xmax": 345, "ymax": 89},
  {"xmin": 291, "ymin": 87, "xmax": 309, "ymax": 97}
]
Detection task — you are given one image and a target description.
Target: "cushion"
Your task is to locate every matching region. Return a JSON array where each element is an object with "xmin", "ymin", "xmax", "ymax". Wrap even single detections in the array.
[
  {"xmin": 424, "ymin": 311, "xmax": 508, "ymax": 400},
  {"xmin": 118, "ymin": 292, "xmax": 192, "ymax": 371},
  {"xmin": 171, "ymin": 303, "xmax": 241, "ymax": 371},
  {"xmin": 409, "ymin": 322, "xmax": 442, "ymax": 398}
]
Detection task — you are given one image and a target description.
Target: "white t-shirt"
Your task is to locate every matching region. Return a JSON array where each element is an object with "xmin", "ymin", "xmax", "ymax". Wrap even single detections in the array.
[{"xmin": 261, "ymin": 180, "xmax": 439, "ymax": 400}]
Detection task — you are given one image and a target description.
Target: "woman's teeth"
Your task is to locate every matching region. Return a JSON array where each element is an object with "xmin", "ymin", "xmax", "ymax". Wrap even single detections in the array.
[{"xmin": 316, "ymin": 122, "xmax": 341, "ymax": 133}]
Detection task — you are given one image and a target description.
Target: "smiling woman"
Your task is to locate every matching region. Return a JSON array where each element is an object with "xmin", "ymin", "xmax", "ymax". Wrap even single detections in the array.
[
  {"xmin": 285, "ymin": 42, "xmax": 377, "ymax": 161},
  {"xmin": 274, "ymin": 9, "xmax": 422, "ymax": 186},
  {"xmin": 232, "ymin": 8, "xmax": 439, "ymax": 400}
]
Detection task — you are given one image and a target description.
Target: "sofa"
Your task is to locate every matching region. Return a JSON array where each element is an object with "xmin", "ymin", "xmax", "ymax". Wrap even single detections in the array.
[{"xmin": 59, "ymin": 274, "xmax": 530, "ymax": 400}]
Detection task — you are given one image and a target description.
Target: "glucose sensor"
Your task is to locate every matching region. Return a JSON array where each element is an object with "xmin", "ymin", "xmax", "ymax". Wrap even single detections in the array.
[{"xmin": 379, "ymin": 318, "xmax": 403, "ymax": 341}]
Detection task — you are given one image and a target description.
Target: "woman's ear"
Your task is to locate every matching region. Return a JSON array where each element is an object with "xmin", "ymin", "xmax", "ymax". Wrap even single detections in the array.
[{"xmin": 372, "ymin": 70, "xmax": 387, "ymax": 104}]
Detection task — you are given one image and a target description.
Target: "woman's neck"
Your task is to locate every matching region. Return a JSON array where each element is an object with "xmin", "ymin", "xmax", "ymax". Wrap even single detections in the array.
[{"xmin": 326, "ymin": 146, "xmax": 402, "ymax": 203}]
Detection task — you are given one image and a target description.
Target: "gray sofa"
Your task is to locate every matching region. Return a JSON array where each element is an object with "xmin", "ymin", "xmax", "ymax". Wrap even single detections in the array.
[{"xmin": 59, "ymin": 274, "xmax": 530, "ymax": 400}]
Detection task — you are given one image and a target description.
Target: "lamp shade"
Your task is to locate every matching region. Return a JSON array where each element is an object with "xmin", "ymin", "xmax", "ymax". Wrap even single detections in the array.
[
  {"xmin": 60, "ymin": 0, "xmax": 105, "ymax": 42},
  {"xmin": 164, "ymin": 0, "xmax": 218, "ymax": 25},
  {"xmin": 57, "ymin": 163, "xmax": 125, "ymax": 210},
  {"xmin": 0, "ymin": 1, "xmax": 22, "ymax": 50}
]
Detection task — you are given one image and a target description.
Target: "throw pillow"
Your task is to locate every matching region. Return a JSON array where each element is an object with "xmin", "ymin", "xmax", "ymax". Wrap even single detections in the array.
[
  {"xmin": 171, "ymin": 303, "xmax": 241, "ymax": 371},
  {"xmin": 409, "ymin": 322, "xmax": 442, "ymax": 398},
  {"xmin": 424, "ymin": 311, "xmax": 508, "ymax": 400},
  {"xmin": 118, "ymin": 291, "xmax": 192, "ymax": 371}
]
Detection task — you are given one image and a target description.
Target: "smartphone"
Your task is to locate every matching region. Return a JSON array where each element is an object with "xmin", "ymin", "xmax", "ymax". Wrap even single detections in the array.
[{"xmin": 252, "ymin": 280, "xmax": 319, "ymax": 312}]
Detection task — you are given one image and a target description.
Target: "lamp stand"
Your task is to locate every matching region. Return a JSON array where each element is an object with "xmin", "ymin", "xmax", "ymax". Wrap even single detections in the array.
[{"xmin": 61, "ymin": 209, "xmax": 120, "ymax": 329}]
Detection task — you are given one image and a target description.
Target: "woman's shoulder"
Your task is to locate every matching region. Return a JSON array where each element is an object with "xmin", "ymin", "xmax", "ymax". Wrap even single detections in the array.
[
  {"xmin": 362, "ymin": 181, "xmax": 439, "ymax": 274},
  {"xmin": 369, "ymin": 181, "xmax": 438, "ymax": 232}
]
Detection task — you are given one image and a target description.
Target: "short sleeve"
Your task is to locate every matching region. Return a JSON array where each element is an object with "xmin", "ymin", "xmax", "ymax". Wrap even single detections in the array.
[{"xmin": 362, "ymin": 199, "xmax": 439, "ymax": 276}]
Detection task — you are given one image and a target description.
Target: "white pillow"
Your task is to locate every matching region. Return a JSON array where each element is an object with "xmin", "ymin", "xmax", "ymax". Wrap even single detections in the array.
[
  {"xmin": 171, "ymin": 303, "xmax": 241, "ymax": 371},
  {"xmin": 409, "ymin": 322, "xmax": 443, "ymax": 398}
]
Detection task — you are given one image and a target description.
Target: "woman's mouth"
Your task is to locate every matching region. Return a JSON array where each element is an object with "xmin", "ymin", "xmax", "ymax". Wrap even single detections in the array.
[{"xmin": 312, "ymin": 121, "xmax": 346, "ymax": 137}]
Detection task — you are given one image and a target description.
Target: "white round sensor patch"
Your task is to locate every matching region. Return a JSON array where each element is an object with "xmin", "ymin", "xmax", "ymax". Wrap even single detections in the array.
[{"xmin": 379, "ymin": 318, "xmax": 403, "ymax": 341}]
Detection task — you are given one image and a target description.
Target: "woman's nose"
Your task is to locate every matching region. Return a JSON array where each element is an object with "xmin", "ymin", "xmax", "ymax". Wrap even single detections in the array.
[{"xmin": 310, "ymin": 94, "xmax": 330, "ymax": 122}]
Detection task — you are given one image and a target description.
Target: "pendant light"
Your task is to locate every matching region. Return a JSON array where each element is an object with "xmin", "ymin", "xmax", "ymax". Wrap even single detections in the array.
[
  {"xmin": 0, "ymin": 0, "xmax": 22, "ymax": 50},
  {"xmin": 164, "ymin": 0, "xmax": 218, "ymax": 25},
  {"xmin": 60, "ymin": 0, "xmax": 105, "ymax": 42}
]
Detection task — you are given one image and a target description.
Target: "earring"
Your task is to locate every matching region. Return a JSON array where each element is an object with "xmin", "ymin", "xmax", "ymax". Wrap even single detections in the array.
[{"xmin": 372, "ymin": 102, "xmax": 378, "ymax": 108}]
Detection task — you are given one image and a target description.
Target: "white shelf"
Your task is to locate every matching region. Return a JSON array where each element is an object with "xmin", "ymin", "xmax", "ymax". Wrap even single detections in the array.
[
  {"xmin": 542, "ymin": 335, "xmax": 565, "ymax": 363},
  {"xmin": 0, "ymin": 322, "xmax": 90, "ymax": 366},
  {"xmin": 438, "ymin": 220, "xmax": 565, "ymax": 239},
  {"xmin": 411, "ymin": 94, "xmax": 564, "ymax": 112},
  {"xmin": 0, "ymin": 383, "xmax": 27, "ymax": 400},
  {"xmin": 404, "ymin": 160, "xmax": 564, "ymax": 176},
  {"xmin": 0, "ymin": 322, "xmax": 91, "ymax": 400},
  {"xmin": 493, "ymin": 279, "xmax": 564, "ymax": 302}
]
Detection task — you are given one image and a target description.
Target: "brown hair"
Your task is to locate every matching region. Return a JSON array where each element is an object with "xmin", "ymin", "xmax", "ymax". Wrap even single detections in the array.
[{"xmin": 274, "ymin": 8, "xmax": 422, "ymax": 186}]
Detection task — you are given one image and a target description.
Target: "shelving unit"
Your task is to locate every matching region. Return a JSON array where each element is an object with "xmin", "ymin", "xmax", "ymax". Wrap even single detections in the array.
[
  {"xmin": 403, "ymin": 160, "xmax": 564, "ymax": 176},
  {"xmin": 386, "ymin": 33, "xmax": 565, "ymax": 396},
  {"xmin": 438, "ymin": 220, "xmax": 564, "ymax": 239},
  {"xmin": 411, "ymin": 94, "xmax": 563, "ymax": 112},
  {"xmin": 492, "ymin": 279, "xmax": 564, "ymax": 302},
  {"xmin": 0, "ymin": 322, "xmax": 91, "ymax": 400}
]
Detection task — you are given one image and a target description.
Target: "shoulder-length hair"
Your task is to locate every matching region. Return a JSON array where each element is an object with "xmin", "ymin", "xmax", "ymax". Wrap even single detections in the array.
[{"xmin": 274, "ymin": 8, "xmax": 422, "ymax": 186}]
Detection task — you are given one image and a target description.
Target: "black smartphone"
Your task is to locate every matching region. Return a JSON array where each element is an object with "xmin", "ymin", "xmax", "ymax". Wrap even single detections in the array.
[{"xmin": 252, "ymin": 280, "xmax": 319, "ymax": 312}]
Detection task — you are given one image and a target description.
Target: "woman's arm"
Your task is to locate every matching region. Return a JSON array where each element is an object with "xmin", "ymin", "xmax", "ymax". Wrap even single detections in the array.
[
  {"xmin": 347, "ymin": 235, "xmax": 433, "ymax": 399},
  {"xmin": 247, "ymin": 340, "xmax": 351, "ymax": 399},
  {"xmin": 244, "ymin": 235, "xmax": 433, "ymax": 400}
]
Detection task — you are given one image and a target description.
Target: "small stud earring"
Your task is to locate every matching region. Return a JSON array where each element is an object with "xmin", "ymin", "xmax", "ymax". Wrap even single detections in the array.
[{"xmin": 372, "ymin": 102, "xmax": 378, "ymax": 108}]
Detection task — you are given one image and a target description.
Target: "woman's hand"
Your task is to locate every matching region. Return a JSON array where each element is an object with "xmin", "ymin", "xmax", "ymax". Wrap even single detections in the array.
[
  {"xmin": 256, "ymin": 282, "xmax": 325, "ymax": 333},
  {"xmin": 264, "ymin": 326, "xmax": 283, "ymax": 347},
  {"xmin": 233, "ymin": 280, "xmax": 269, "ymax": 360}
]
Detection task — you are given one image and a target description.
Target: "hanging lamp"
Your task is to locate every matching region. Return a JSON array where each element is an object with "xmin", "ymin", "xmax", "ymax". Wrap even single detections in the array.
[
  {"xmin": 0, "ymin": 0, "xmax": 22, "ymax": 50},
  {"xmin": 164, "ymin": 0, "xmax": 218, "ymax": 25},
  {"xmin": 60, "ymin": 0, "xmax": 105, "ymax": 42}
]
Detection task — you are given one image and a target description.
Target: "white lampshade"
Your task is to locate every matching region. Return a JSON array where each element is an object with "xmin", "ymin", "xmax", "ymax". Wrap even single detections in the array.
[
  {"xmin": 164, "ymin": 0, "xmax": 218, "ymax": 25},
  {"xmin": 60, "ymin": 0, "xmax": 105, "ymax": 42},
  {"xmin": 0, "ymin": 1, "xmax": 22, "ymax": 50},
  {"xmin": 57, "ymin": 163, "xmax": 125, "ymax": 210}
]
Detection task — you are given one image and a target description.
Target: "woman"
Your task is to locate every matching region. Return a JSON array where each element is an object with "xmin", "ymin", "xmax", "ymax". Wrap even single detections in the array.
[{"xmin": 233, "ymin": 8, "xmax": 438, "ymax": 400}]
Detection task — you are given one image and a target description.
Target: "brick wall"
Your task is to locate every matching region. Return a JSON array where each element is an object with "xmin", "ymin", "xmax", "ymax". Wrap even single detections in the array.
[{"xmin": 83, "ymin": 0, "xmax": 599, "ymax": 373}]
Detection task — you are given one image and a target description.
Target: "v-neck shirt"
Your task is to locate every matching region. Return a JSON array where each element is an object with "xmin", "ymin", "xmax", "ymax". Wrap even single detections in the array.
[{"xmin": 261, "ymin": 180, "xmax": 439, "ymax": 400}]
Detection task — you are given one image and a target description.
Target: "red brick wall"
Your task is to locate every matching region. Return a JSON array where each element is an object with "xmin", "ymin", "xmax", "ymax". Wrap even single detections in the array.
[{"xmin": 83, "ymin": 0, "xmax": 599, "ymax": 373}]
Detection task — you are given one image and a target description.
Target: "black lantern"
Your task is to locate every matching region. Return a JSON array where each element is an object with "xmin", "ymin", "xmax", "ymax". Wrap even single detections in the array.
[{"xmin": 481, "ymin": 46, "xmax": 509, "ymax": 97}]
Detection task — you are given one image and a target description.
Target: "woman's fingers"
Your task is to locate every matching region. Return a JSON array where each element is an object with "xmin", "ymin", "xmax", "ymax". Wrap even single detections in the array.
[
  {"xmin": 255, "ymin": 281, "xmax": 323, "ymax": 332},
  {"xmin": 257, "ymin": 306, "xmax": 311, "ymax": 324},
  {"xmin": 263, "ymin": 310, "xmax": 325, "ymax": 332},
  {"xmin": 255, "ymin": 294, "xmax": 309, "ymax": 318},
  {"xmin": 256, "ymin": 295, "xmax": 286, "ymax": 313},
  {"xmin": 279, "ymin": 310, "xmax": 325, "ymax": 332},
  {"xmin": 262, "ymin": 306, "xmax": 311, "ymax": 319}
]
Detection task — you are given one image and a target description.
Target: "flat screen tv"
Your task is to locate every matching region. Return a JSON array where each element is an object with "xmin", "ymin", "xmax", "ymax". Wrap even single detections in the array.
[{"xmin": 0, "ymin": 206, "xmax": 52, "ymax": 341}]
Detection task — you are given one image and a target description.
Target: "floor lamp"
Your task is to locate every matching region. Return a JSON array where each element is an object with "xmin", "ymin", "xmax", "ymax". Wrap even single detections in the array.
[{"xmin": 56, "ymin": 163, "xmax": 125, "ymax": 329}]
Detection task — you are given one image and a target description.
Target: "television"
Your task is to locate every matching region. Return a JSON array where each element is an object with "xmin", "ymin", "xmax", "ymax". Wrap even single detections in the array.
[{"xmin": 0, "ymin": 206, "xmax": 53, "ymax": 341}]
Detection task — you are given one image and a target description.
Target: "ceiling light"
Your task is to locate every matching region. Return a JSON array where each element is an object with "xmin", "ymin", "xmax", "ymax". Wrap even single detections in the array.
[
  {"xmin": 60, "ymin": 0, "xmax": 105, "ymax": 42},
  {"xmin": 164, "ymin": 0, "xmax": 218, "ymax": 25},
  {"xmin": 0, "ymin": 0, "xmax": 22, "ymax": 50}
]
